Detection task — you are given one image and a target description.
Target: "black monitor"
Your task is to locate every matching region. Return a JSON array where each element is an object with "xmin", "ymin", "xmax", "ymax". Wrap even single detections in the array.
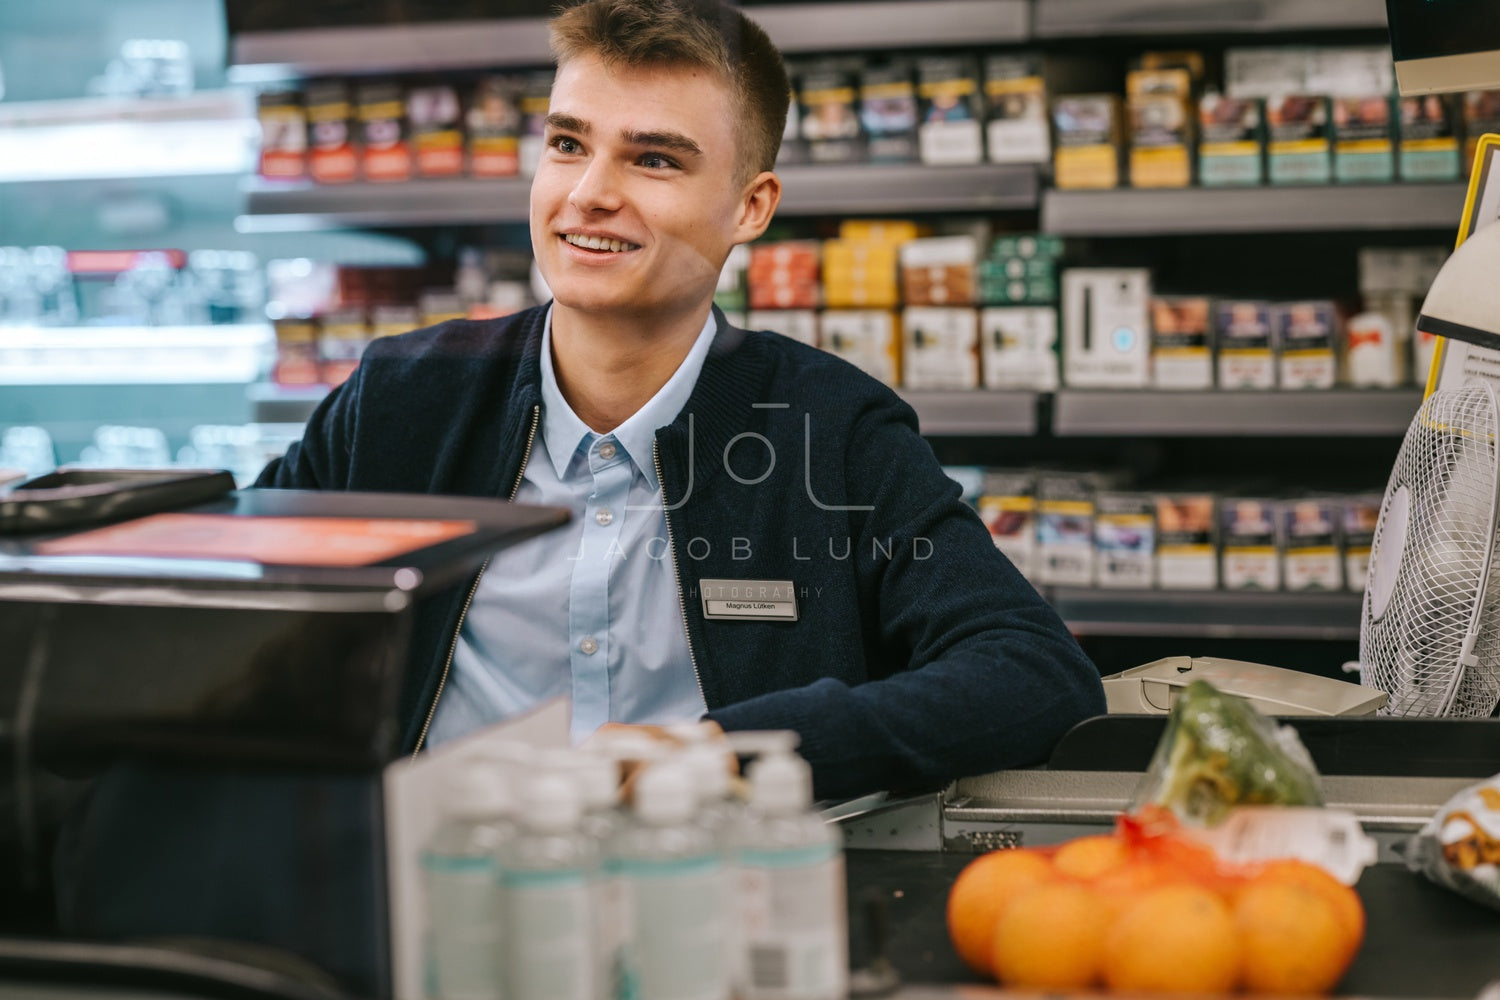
[{"xmin": 1387, "ymin": 0, "xmax": 1500, "ymax": 95}]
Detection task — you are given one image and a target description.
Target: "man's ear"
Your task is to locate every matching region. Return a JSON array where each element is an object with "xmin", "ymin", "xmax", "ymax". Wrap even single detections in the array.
[{"xmin": 732, "ymin": 170, "xmax": 782, "ymax": 244}]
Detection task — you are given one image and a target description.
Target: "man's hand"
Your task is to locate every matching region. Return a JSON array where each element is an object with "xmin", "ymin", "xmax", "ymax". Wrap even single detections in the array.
[{"xmin": 586, "ymin": 720, "xmax": 734, "ymax": 800}]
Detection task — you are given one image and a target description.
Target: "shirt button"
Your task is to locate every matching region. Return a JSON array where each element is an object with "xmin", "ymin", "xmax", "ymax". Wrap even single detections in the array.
[
  {"xmin": 595, "ymin": 508, "xmax": 614, "ymax": 526},
  {"xmin": 598, "ymin": 441, "xmax": 617, "ymax": 460},
  {"xmin": 579, "ymin": 637, "xmax": 598, "ymax": 655}
]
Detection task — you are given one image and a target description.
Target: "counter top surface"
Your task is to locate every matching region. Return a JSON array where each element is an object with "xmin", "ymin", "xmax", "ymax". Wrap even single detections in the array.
[{"xmin": 846, "ymin": 850, "xmax": 1500, "ymax": 996}]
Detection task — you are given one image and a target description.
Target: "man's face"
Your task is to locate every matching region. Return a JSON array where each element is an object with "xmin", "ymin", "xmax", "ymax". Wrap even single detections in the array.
[{"xmin": 531, "ymin": 54, "xmax": 753, "ymax": 325}]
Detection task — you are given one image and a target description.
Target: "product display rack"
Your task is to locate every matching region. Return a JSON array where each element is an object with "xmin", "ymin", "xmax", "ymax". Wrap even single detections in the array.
[
  {"xmin": 1033, "ymin": 0, "xmax": 1388, "ymax": 38},
  {"xmin": 1052, "ymin": 388, "xmax": 1422, "ymax": 437},
  {"xmin": 1043, "ymin": 184, "xmax": 1470, "ymax": 236},
  {"xmin": 237, "ymin": 163, "xmax": 1038, "ymax": 233},
  {"xmin": 228, "ymin": 0, "xmax": 1027, "ymax": 84},
  {"xmin": 1049, "ymin": 586, "xmax": 1365, "ymax": 640}
]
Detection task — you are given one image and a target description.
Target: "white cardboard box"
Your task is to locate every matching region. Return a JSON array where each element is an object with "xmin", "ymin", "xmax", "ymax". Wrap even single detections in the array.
[{"xmin": 1062, "ymin": 269, "xmax": 1151, "ymax": 387}]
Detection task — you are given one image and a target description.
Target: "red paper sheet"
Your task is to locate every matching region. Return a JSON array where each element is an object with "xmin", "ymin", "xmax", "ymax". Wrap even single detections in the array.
[{"xmin": 35, "ymin": 513, "xmax": 478, "ymax": 567}]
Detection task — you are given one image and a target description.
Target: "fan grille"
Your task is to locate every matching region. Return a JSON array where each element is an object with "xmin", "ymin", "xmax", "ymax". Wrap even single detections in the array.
[{"xmin": 1361, "ymin": 384, "xmax": 1500, "ymax": 718}]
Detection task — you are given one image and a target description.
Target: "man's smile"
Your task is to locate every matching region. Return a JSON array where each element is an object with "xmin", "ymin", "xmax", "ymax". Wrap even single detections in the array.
[{"xmin": 562, "ymin": 232, "xmax": 642, "ymax": 252}]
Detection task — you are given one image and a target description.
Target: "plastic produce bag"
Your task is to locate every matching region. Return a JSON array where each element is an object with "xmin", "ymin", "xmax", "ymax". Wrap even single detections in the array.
[
  {"xmin": 1132, "ymin": 679, "xmax": 1324, "ymax": 826},
  {"xmin": 1404, "ymin": 772, "xmax": 1500, "ymax": 912}
]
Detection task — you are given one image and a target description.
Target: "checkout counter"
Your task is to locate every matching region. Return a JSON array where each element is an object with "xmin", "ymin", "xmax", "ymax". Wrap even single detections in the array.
[{"xmin": 0, "ymin": 479, "xmax": 1497, "ymax": 999}]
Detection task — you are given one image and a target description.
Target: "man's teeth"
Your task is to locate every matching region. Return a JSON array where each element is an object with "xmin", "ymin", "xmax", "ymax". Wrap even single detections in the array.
[{"xmin": 564, "ymin": 234, "xmax": 639, "ymax": 252}]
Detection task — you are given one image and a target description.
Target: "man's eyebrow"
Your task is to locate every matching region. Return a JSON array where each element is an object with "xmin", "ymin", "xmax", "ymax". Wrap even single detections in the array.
[
  {"xmin": 545, "ymin": 112, "xmax": 589, "ymax": 134},
  {"xmin": 622, "ymin": 129, "xmax": 703, "ymax": 157}
]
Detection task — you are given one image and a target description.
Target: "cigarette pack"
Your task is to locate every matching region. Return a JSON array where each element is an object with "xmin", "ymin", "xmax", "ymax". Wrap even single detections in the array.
[
  {"xmin": 1267, "ymin": 95, "xmax": 1331, "ymax": 185},
  {"xmin": 748, "ymin": 309, "xmax": 818, "ymax": 347},
  {"xmin": 749, "ymin": 241, "xmax": 820, "ymax": 310},
  {"xmin": 466, "ymin": 77, "xmax": 521, "ymax": 178},
  {"xmin": 1038, "ymin": 472, "xmax": 1098, "ymax": 587},
  {"xmin": 1151, "ymin": 296, "xmax": 1213, "ymax": 389},
  {"xmin": 980, "ymin": 306, "xmax": 1059, "ymax": 390},
  {"xmin": 1216, "ymin": 300, "xmax": 1276, "ymax": 390},
  {"xmin": 371, "ymin": 304, "xmax": 418, "ymax": 340},
  {"xmin": 1095, "ymin": 492, "xmax": 1156, "ymax": 589},
  {"xmin": 822, "ymin": 239, "xmax": 899, "ymax": 309},
  {"xmin": 1277, "ymin": 301, "xmax": 1339, "ymax": 389},
  {"xmin": 991, "ymin": 234, "xmax": 1066, "ymax": 260},
  {"xmin": 978, "ymin": 470, "xmax": 1038, "ymax": 581},
  {"xmin": 916, "ymin": 55, "xmax": 985, "ymax": 165},
  {"xmin": 1282, "ymin": 498, "xmax": 1342, "ymax": 591},
  {"xmin": 257, "ymin": 90, "xmax": 306, "ymax": 180},
  {"xmin": 983, "ymin": 54, "xmax": 1049, "ymax": 164},
  {"xmin": 899, "ymin": 236, "xmax": 978, "ymax": 307},
  {"xmin": 1463, "ymin": 90, "xmax": 1500, "ymax": 177},
  {"xmin": 1344, "ymin": 310, "xmax": 1400, "ymax": 388},
  {"xmin": 1154, "ymin": 492, "xmax": 1218, "ymax": 589},
  {"xmin": 272, "ymin": 319, "xmax": 321, "ymax": 386},
  {"xmin": 1198, "ymin": 94, "xmax": 1264, "ymax": 186},
  {"xmin": 902, "ymin": 307, "xmax": 979, "ymax": 390},
  {"xmin": 318, "ymin": 308, "xmax": 369, "ymax": 388},
  {"xmin": 357, "ymin": 81, "xmax": 411, "ymax": 183},
  {"xmin": 1062, "ymin": 269, "xmax": 1151, "ymax": 388},
  {"xmin": 1342, "ymin": 494, "xmax": 1381, "ymax": 592},
  {"xmin": 1398, "ymin": 94, "xmax": 1460, "ymax": 181},
  {"xmin": 305, "ymin": 80, "xmax": 357, "ymax": 184},
  {"xmin": 860, "ymin": 59, "xmax": 920, "ymax": 164},
  {"xmin": 1053, "ymin": 94, "xmax": 1123, "ymax": 189},
  {"xmin": 1332, "ymin": 95, "xmax": 1395, "ymax": 183},
  {"xmin": 1127, "ymin": 68, "xmax": 1195, "ymax": 188},
  {"xmin": 516, "ymin": 72, "xmax": 554, "ymax": 176},
  {"xmin": 407, "ymin": 85, "xmax": 464, "ymax": 178},
  {"xmin": 819, "ymin": 310, "xmax": 899, "ymax": 386},
  {"xmin": 800, "ymin": 61, "xmax": 865, "ymax": 164},
  {"xmin": 1221, "ymin": 498, "xmax": 1282, "ymax": 591}
]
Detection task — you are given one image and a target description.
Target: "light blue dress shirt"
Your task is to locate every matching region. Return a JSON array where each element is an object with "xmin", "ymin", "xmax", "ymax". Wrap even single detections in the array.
[{"xmin": 426, "ymin": 308, "xmax": 714, "ymax": 746}]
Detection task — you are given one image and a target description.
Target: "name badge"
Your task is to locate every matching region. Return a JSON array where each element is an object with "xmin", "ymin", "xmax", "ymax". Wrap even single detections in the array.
[{"xmin": 699, "ymin": 578, "xmax": 799, "ymax": 622}]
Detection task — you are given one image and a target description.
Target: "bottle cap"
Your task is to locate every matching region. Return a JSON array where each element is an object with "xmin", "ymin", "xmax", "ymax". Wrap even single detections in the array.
[
  {"xmin": 634, "ymin": 762, "xmax": 697, "ymax": 826},
  {"xmin": 445, "ymin": 757, "xmax": 511, "ymax": 819},
  {"xmin": 519, "ymin": 774, "xmax": 582, "ymax": 832},
  {"xmin": 748, "ymin": 750, "xmax": 812, "ymax": 816},
  {"xmin": 538, "ymin": 748, "xmax": 619, "ymax": 812},
  {"xmin": 684, "ymin": 744, "xmax": 732, "ymax": 803}
]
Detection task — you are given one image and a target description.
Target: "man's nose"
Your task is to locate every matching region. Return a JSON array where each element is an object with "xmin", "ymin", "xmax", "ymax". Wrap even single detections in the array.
[{"xmin": 568, "ymin": 156, "xmax": 625, "ymax": 213}]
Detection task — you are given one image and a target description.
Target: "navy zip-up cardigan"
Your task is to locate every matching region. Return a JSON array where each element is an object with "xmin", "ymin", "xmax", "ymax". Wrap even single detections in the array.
[{"xmin": 256, "ymin": 304, "xmax": 1105, "ymax": 799}]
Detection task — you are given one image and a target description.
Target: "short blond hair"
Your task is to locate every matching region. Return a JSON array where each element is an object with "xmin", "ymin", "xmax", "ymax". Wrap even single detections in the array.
[{"xmin": 549, "ymin": 0, "xmax": 790, "ymax": 180}]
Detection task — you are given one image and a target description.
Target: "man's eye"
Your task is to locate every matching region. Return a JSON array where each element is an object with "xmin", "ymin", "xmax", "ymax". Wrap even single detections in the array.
[
  {"xmin": 552, "ymin": 136, "xmax": 581, "ymax": 154},
  {"xmin": 640, "ymin": 153, "xmax": 677, "ymax": 169}
]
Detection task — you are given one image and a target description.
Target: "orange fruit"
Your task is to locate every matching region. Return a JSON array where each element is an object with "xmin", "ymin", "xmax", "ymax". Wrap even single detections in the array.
[
  {"xmin": 1093, "ymin": 858, "xmax": 1197, "ymax": 919},
  {"xmin": 992, "ymin": 881, "xmax": 1112, "ymax": 989},
  {"xmin": 945, "ymin": 849, "xmax": 1055, "ymax": 977},
  {"xmin": 1250, "ymin": 858, "xmax": 1366, "ymax": 958},
  {"xmin": 1103, "ymin": 883, "xmax": 1241, "ymax": 994},
  {"xmin": 1235, "ymin": 879, "xmax": 1354, "ymax": 994},
  {"xmin": 1052, "ymin": 833, "xmax": 1131, "ymax": 881}
]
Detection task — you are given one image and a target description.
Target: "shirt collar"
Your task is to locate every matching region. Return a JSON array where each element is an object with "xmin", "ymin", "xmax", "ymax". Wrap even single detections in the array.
[{"xmin": 538, "ymin": 305, "xmax": 718, "ymax": 490}]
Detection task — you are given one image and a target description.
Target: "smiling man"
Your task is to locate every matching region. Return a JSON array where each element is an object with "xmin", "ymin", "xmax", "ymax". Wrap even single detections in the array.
[{"xmin": 256, "ymin": 0, "xmax": 1105, "ymax": 799}]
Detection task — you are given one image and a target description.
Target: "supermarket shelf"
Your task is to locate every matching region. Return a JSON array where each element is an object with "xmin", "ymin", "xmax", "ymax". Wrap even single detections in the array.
[
  {"xmin": 0, "ymin": 325, "xmax": 273, "ymax": 385},
  {"xmin": 1050, "ymin": 586, "xmax": 1363, "ymax": 640},
  {"xmin": 1052, "ymin": 389, "xmax": 1421, "ymax": 437},
  {"xmin": 229, "ymin": 1, "xmax": 1027, "ymax": 82},
  {"xmin": 0, "ymin": 91, "xmax": 255, "ymax": 183},
  {"xmin": 900, "ymin": 391, "xmax": 1040, "ymax": 436},
  {"xmin": 237, "ymin": 164, "xmax": 1038, "ymax": 232},
  {"xmin": 1034, "ymin": 0, "xmax": 1387, "ymax": 38},
  {"xmin": 1042, "ymin": 184, "xmax": 1467, "ymax": 236}
]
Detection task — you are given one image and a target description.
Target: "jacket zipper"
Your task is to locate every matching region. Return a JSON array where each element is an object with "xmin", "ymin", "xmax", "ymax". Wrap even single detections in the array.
[
  {"xmin": 412, "ymin": 404, "xmax": 541, "ymax": 756},
  {"xmin": 654, "ymin": 439, "xmax": 707, "ymax": 708}
]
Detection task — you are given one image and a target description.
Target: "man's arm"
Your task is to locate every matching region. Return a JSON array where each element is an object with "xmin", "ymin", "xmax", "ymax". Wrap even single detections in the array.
[
  {"xmin": 705, "ymin": 399, "xmax": 1105, "ymax": 801},
  {"xmin": 253, "ymin": 370, "xmax": 362, "ymax": 491}
]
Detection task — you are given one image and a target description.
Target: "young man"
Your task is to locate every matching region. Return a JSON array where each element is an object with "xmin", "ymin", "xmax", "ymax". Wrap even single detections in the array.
[{"xmin": 257, "ymin": 0, "xmax": 1104, "ymax": 799}]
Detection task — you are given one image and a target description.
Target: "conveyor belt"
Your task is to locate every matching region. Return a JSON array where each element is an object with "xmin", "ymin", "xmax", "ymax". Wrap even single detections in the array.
[{"xmin": 846, "ymin": 851, "xmax": 1500, "ymax": 997}]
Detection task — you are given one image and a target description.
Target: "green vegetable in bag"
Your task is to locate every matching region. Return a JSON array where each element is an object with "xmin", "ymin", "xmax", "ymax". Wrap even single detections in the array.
[{"xmin": 1133, "ymin": 680, "xmax": 1324, "ymax": 826}]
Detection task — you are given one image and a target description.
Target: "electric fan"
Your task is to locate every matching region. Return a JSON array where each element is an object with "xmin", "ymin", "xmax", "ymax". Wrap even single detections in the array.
[{"xmin": 1360, "ymin": 382, "xmax": 1500, "ymax": 717}]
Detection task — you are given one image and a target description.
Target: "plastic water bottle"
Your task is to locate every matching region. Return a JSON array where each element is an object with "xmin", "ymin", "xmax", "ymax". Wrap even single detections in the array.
[
  {"xmin": 735, "ymin": 750, "xmax": 849, "ymax": 1000},
  {"xmin": 422, "ymin": 757, "xmax": 515, "ymax": 1000},
  {"xmin": 496, "ymin": 775, "xmax": 599, "ymax": 1000},
  {"xmin": 613, "ymin": 761, "xmax": 734, "ymax": 1000},
  {"xmin": 683, "ymin": 742, "xmax": 742, "ymax": 847}
]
